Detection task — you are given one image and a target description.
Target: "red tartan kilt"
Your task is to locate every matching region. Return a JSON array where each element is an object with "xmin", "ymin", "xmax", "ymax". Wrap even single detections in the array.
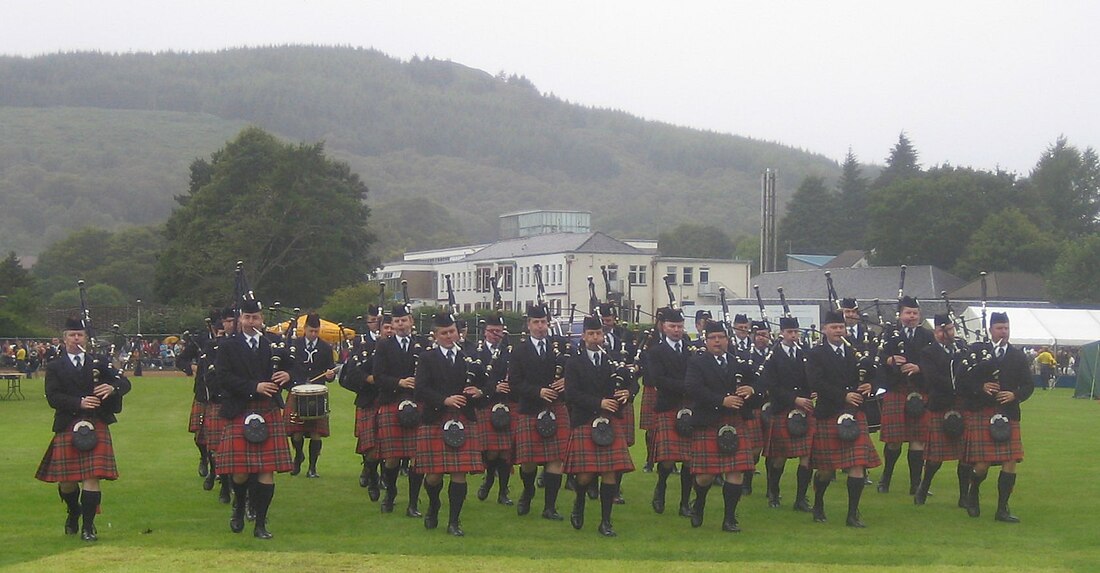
[
  {"xmin": 188, "ymin": 399, "xmax": 204, "ymax": 433},
  {"xmin": 639, "ymin": 386, "xmax": 657, "ymax": 430},
  {"xmin": 203, "ymin": 403, "xmax": 226, "ymax": 450},
  {"xmin": 513, "ymin": 401, "xmax": 570, "ymax": 465},
  {"xmin": 564, "ymin": 423, "xmax": 635, "ymax": 474},
  {"xmin": 214, "ymin": 401, "xmax": 293, "ymax": 475},
  {"xmin": 879, "ymin": 387, "xmax": 931, "ymax": 443},
  {"xmin": 354, "ymin": 406, "xmax": 376, "ymax": 454},
  {"xmin": 762, "ymin": 409, "xmax": 815, "ymax": 459},
  {"xmin": 285, "ymin": 392, "xmax": 331, "ymax": 437},
  {"xmin": 375, "ymin": 403, "xmax": 418, "ymax": 460},
  {"xmin": 743, "ymin": 412, "xmax": 763, "ymax": 450},
  {"xmin": 614, "ymin": 405, "xmax": 636, "ymax": 447},
  {"xmin": 962, "ymin": 408, "xmax": 1024, "ymax": 464},
  {"xmin": 652, "ymin": 408, "xmax": 692, "ymax": 462},
  {"xmin": 810, "ymin": 411, "xmax": 881, "ymax": 471},
  {"xmin": 924, "ymin": 410, "xmax": 965, "ymax": 462},
  {"xmin": 36, "ymin": 422, "xmax": 119, "ymax": 482},
  {"xmin": 414, "ymin": 415, "xmax": 484, "ymax": 474},
  {"xmin": 476, "ymin": 403, "xmax": 514, "ymax": 453},
  {"xmin": 690, "ymin": 413, "xmax": 757, "ymax": 475}
]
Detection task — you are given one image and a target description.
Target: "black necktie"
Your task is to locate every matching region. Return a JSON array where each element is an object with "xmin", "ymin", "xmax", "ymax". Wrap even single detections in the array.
[
  {"xmin": 401, "ymin": 338, "xmax": 409, "ymax": 353},
  {"xmin": 74, "ymin": 355, "xmax": 82, "ymax": 369},
  {"xmin": 537, "ymin": 340, "xmax": 545, "ymax": 357},
  {"xmin": 788, "ymin": 347, "xmax": 796, "ymax": 359},
  {"xmin": 835, "ymin": 346, "xmax": 844, "ymax": 358},
  {"xmin": 674, "ymin": 341, "xmax": 681, "ymax": 353},
  {"xmin": 446, "ymin": 349, "xmax": 455, "ymax": 364},
  {"xmin": 718, "ymin": 356, "xmax": 727, "ymax": 370},
  {"xmin": 906, "ymin": 327, "xmax": 914, "ymax": 340},
  {"xmin": 249, "ymin": 338, "xmax": 258, "ymax": 352},
  {"xmin": 996, "ymin": 346, "xmax": 1005, "ymax": 359},
  {"xmin": 593, "ymin": 353, "xmax": 600, "ymax": 368}
]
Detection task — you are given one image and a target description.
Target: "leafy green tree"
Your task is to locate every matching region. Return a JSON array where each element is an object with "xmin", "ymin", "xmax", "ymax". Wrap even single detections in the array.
[
  {"xmin": 370, "ymin": 197, "xmax": 469, "ymax": 263},
  {"xmin": 33, "ymin": 225, "xmax": 164, "ymax": 302},
  {"xmin": 733, "ymin": 235, "xmax": 761, "ymax": 275},
  {"xmin": 1026, "ymin": 137, "xmax": 1100, "ymax": 239},
  {"xmin": 1048, "ymin": 233, "xmax": 1100, "ymax": 304},
  {"xmin": 0, "ymin": 251, "xmax": 33, "ymax": 295},
  {"xmin": 867, "ymin": 166, "xmax": 1015, "ymax": 269},
  {"xmin": 874, "ymin": 132, "xmax": 921, "ymax": 190},
  {"xmin": 319, "ymin": 282, "xmax": 383, "ymax": 325},
  {"xmin": 953, "ymin": 207, "xmax": 1061, "ymax": 278},
  {"xmin": 778, "ymin": 176, "xmax": 841, "ymax": 257},
  {"xmin": 835, "ymin": 149, "xmax": 871, "ymax": 250},
  {"xmin": 657, "ymin": 223, "xmax": 735, "ymax": 259},
  {"xmin": 154, "ymin": 127, "xmax": 373, "ymax": 308},
  {"xmin": 48, "ymin": 283, "xmax": 128, "ymax": 308}
]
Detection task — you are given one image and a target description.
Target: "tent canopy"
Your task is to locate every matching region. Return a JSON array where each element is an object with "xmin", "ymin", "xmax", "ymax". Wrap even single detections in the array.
[
  {"xmin": 266, "ymin": 316, "xmax": 355, "ymax": 345},
  {"xmin": 1074, "ymin": 340, "xmax": 1100, "ymax": 399},
  {"xmin": 960, "ymin": 306, "xmax": 1100, "ymax": 347}
]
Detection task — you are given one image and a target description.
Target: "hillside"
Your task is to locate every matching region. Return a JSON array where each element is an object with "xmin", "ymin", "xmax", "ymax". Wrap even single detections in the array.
[{"xmin": 0, "ymin": 46, "xmax": 841, "ymax": 258}]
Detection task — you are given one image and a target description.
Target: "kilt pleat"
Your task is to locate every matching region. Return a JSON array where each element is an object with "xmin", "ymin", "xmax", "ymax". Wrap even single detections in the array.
[
  {"xmin": 690, "ymin": 412, "xmax": 757, "ymax": 475},
  {"xmin": 214, "ymin": 400, "xmax": 293, "ymax": 474},
  {"xmin": 810, "ymin": 411, "xmax": 881, "ymax": 471},
  {"xmin": 375, "ymin": 403, "xmax": 418, "ymax": 460},
  {"xmin": 414, "ymin": 415, "xmax": 484, "ymax": 474},
  {"xmin": 188, "ymin": 399, "xmax": 204, "ymax": 433},
  {"xmin": 962, "ymin": 407, "xmax": 1023, "ymax": 464},
  {"xmin": 743, "ymin": 413, "xmax": 763, "ymax": 450},
  {"xmin": 563, "ymin": 423, "xmax": 635, "ymax": 474},
  {"xmin": 652, "ymin": 408, "xmax": 692, "ymax": 462},
  {"xmin": 36, "ymin": 422, "xmax": 119, "ymax": 482},
  {"xmin": 762, "ymin": 409, "xmax": 815, "ymax": 459},
  {"xmin": 614, "ymin": 405, "xmax": 636, "ymax": 447},
  {"xmin": 476, "ymin": 403, "xmax": 514, "ymax": 453},
  {"xmin": 354, "ymin": 406, "xmax": 376, "ymax": 454},
  {"xmin": 513, "ymin": 401, "xmax": 570, "ymax": 465},
  {"xmin": 203, "ymin": 403, "xmax": 225, "ymax": 450},
  {"xmin": 879, "ymin": 387, "xmax": 931, "ymax": 444},
  {"xmin": 639, "ymin": 386, "xmax": 657, "ymax": 430}
]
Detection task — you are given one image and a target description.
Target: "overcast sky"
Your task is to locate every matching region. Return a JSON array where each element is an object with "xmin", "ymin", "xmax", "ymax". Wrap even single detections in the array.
[{"xmin": 3, "ymin": 1, "xmax": 1096, "ymax": 174}]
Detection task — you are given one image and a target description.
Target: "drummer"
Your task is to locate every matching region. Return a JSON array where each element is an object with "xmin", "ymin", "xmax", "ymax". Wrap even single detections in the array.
[{"xmin": 287, "ymin": 313, "xmax": 336, "ymax": 478}]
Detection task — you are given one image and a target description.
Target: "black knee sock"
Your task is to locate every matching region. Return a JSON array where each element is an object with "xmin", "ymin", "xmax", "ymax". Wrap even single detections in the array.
[
  {"xmin": 881, "ymin": 446, "xmax": 901, "ymax": 483},
  {"xmin": 969, "ymin": 470, "xmax": 987, "ymax": 504},
  {"xmin": 197, "ymin": 443, "xmax": 208, "ymax": 464},
  {"xmin": 408, "ymin": 470, "xmax": 424, "ymax": 508},
  {"xmin": 425, "ymin": 481, "xmax": 443, "ymax": 516},
  {"xmin": 907, "ymin": 449, "xmax": 924, "ymax": 491},
  {"xmin": 680, "ymin": 467, "xmax": 694, "ymax": 507},
  {"xmin": 813, "ymin": 474, "xmax": 831, "ymax": 510},
  {"xmin": 448, "ymin": 481, "xmax": 468, "ymax": 525},
  {"xmin": 600, "ymin": 483, "xmax": 617, "ymax": 523},
  {"xmin": 846, "ymin": 477, "xmax": 865, "ymax": 516},
  {"xmin": 382, "ymin": 466, "xmax": 400, "ymax": 502},
  {"xmin": 308, "ymin": 440, "xmax": 322, "ymax": 470},
  {"xmin": 543, "ymin": 472, "xmax": 562, "ymax": 511},
  {"xmin": 219, "ymin": 475, "xmax": 231, "ymax": 497},
  {"xmin": 957, "ymin": 463, "xmax": 973, "ymax": 500},
  {"xmin": 656, "ymin": 464, "xmax": 672, "ymax": 491},
  {"xmin": 722, "ymin": 482, "xmax": 742, "ymax": 523},
  {"xmin": 743, "ymin": 470, "xmax": 754, "ymax": 491},
  {"xmin": 692, "ymin": 483, "xmax": 710, "ymax": 517},
  {"xmin": 574, "ymin": 481, "xmax": 588, "ymax": 511},
  {"xmin": 80, "ymin": 490, "xmax": 101, "ymax": 532},
  {"xmin": 921, "ymin": 461, "xmax": 942, "ymax": 492},
  {"xmin": 208, "ymin": 454, "xmax": 217, "ymax": 477},
  {"xmin": 292, "ymin": 436, "xmax": 305, "ymax": 459},
  {"xmin": 766, "ymin": 460, "xmax": 785, "ymax": 498},
  {"xmin": 232, "ymin": 480, "xmax": 249, "ymax": 512},
  {"xmin": 796, "ymin": 465, "xmax": 812, "ymax": 500},
  {"xmin": 251, "ymin": 483, "xmax": 275, "ymax": 526},
  {"xmin": 496, "ymin": 459, "xmax": 512, "ymax": 491},
  {"xmin": 520, "ymin": 469, "xmax": 536, "ymax": 497},
  {"xmin": 645, "ymin": 431, "xmax": 654, "ymax": 465},
  {"xmin": 481, "ymin": 453, "xmax": 496, "ymax": 487},
  {"xmin": 997, "ymin": 472, "xmax": 1016, "ymax": 511},
  {"xmin": 59, "ymin": 486, "xmax": 81, "ymax": 515}
]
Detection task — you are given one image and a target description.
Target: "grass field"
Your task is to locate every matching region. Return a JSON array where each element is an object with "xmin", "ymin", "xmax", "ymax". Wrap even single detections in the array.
[{"xmin": 1, "ymin": 376, "xmax": 1096, "ymax": 572}]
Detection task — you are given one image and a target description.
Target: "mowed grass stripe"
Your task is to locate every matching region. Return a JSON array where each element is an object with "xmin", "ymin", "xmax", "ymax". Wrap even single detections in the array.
[{"xmin": 1, "ymin": 377, "xmax": 1095, "ymax": 571}]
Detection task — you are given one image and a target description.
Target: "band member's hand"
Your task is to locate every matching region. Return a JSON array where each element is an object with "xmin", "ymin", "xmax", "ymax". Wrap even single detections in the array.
[
  {"xmin": 272, "ymin": 371, "xmax": 290, "ymax": 386},
  {"xmin": 614, "ymin": 389, "xmax": 630, "ymax": 404},
  {"xmin": 810, "ymin": 391, "xmax": 819, "ymax": 400},
  {"xmin": 891, "ymin": 354, "xmax": 907, "ymax": 366},
  {"xmin": 324, "ymin": 369, "xmax": 336, "ymax": 380},
  {"xmin": 366, "ymin": 375, "xmax": 376, "ymax": 385},
  {"xmin": 901, "ymin": 363, "xmax": 920, "ymax": 376},
  {"xmin": 92, "ymin": 383, "xmax": 115, "ymax": 399},
  {"xmin": 539, "ymin": 387, "xmax": 558, "ymax": 402},
  {"xmin": 601, "ymin": 398, "xmax": 619, "ymax": 412},
  {"xmin": 398, "ymin": 376, "xmax": 416, "ymax": 390},
  {"xmin": 857, "ymin": 383, "xmax": 873, "ymax": 395},
  {"xmin": 550, "ymin": 378, "xmax": 566, "ymax": 393},
  {"xmin": 845, "ymin": 392, "xmax": 864, "ymax": 407},
  {"xmin": 982, "ymin": 381, "xmax": 1000, "ymax": 395},
  {"xmin": 794, "ymin": 397, "xmax": 814, "ymax": 412},
  {"xmin": 735, "ymin": 385, "xmax": 754, "ymax": 398},
  {"xmin": 495, "ymin": 382, "xmax": 510, "ymax": 394},
  {"xmin": 995, "ymin": 390, "xmax": 1016, "ymax": 404},
  {"xmin": 463, "ymin": 385, "xmax": 483, "ymax": 398},
  {"xmin": 256, "ymin": 381, "xmax": 280, "ymax": 396},
  {"xmin": 444, "ymin": 395, "xmax": 467, "ymax": 408},
  {"xmin": 80, "ymin": 395, "xmax": 101, "ymax": 409},
  {"xmin": 722, "ymin": 395, "xmax": 744, "ymax": 409}
]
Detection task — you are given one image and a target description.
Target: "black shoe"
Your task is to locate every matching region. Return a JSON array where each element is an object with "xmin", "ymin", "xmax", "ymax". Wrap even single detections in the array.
[
  {"xmin": 218, "ymin": 486, "xmax": 231, "ymax": 505},
  {"xmin": 245, "ymin": 503, "xmax": 256, "ymax": 522},
  {"xmin": 678, "ymin": 503, "xmax": 693, "ymax": 518},
  {"xmin": 306, "ymin": 468, "xmax": 319, "ymax": 478},
  {"xmin": 958, "ymin": 495, "xmax": 968, "ymax": 509},
  {"xmin": 586, "ymin": 484, "xmax": 598, "ymax": 500},
  {"xmin": 876, "ymin": 482, "xmax": 889, "ymax": 494},
  {"xmin": 359, "ymin": 469, "xmax": 370, "ymax": 488},
  {"xmin": 477, "ymin": 481, "xmax": 491, "ymax": 501},
  {"xmin": 198, "ymin": 458, "xmax": 208, "ymax": 478},
  {"xmin": 380, "ymin": 499, "xmax": 395, "ymax": 513},
  {"xmin": 253, "ymin": 524, "xmax": 273, "ymax": 539},
  {"xmin": 767, "ymin": 495, "xmax": 781, "ymax": 509},
  {"xmin": 613, "ymin": 493, "xmax": 625, "ymax": 505},
  {"xmin": 542, "ymin": 508, "xmax": 564, "ymax": 521},
  {"xmin": 203, "ymin": 472, "xmax": 216, "ymax": 491},
  {"xmin": 230, "ymin": 513, "xmax": 244, "ymax": 533},
  {"xmin": 81, "ymin": 528, "xmax": 97, "ymax": 542},
  {"xmin": 497, "ymin": 490, "xmax": 514, "ymax": 506},
  {"xmin": 812, "ymin": 507, "xmax": 827, "ymax": 523},
  {"xmin": 424, "ymin": 513, "xmax": 438, "ymax": 530},
  {"xmin": 536, "ymin": 473, "xmax": 545, "ymax": 488},
  {"xmin": 690, "ymin": 510, "xmax": 704, "ymax": 528},
  {"xmin": 291, "ymin": 453, "xmax": 304, "ymax": 476},
  {"xmin": 742, "ymin": 483, "xmax": 752, "ymax": 496},
  {"xmin": 722, "ymin": 518, "xmax": 741, "ymax": 532},
  {"xmin": 994, "ymin": 508, "xmax": 1020, "ymax": 523},
  {"xmin": 65, "ymin": 513, "xmax": 79, "ymax": 535},
  {"xmin": 406, "ymin": 505, "xmax": 422, "ymax": 518},
  {"xmin": 651, "ymin": 488, "xmax": 666, "ymax": 514},
  {"xmin": 914, "ymin": 487, "xmax": 928, "ymax": 505},
  {"xmin": 598, "ymin": 520, "xmax": 617, "ymax": 537},
  {"xmin": 571, "ymin": 501, "xmax": 585, "ymax": 530},
  {"xmin": 967, "ymin": 498, "xmax": 980, "ymax": 518},
  {"xmin": 447, "ymin": 522, "xmax": 465, "ymax": 537},
  {"xmin": 846, "ymin": 513, "xmax": 866, "ymax": 528},
  {"xmin": 642, "ymin": 463, "xmax": 654, "ymax": 473},
  {"xmin": 863, "ymin": 476, "xmax": 873, "ymax": 486},
  {"xmin": 517, "ymin": 493, "xmax": 532, "ymax": 516},
  {"xmin": 368, "ymin": 484, "xmax": 381, "ymax": 502},
  {"xmin": 793, "ymin": 498, "xmax": 812, "ymax": 513}
]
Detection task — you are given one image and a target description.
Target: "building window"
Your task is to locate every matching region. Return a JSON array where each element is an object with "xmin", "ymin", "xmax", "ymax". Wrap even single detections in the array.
[
  {"xmin": 666, "ymin": 266, "xmax": 678, "ymax": 285},
  {"xmin": 629, "ymin": 265, "xmax": 647, "ymax": 286},
  {"xmin": 501, "ymin": 266, "xmax": 514, "ymax": 291},
  {"xmin": 476, "ymin": 267, "xmax": 492, "ymax": 293},
  {"xmin": 606, "ymin": 265, "xmax": 618, "ymax": 283},
  {"xmin": 682, "ymin": 267, "xmax": 694, "ymax": 285},
  {"xmin": 504, "ymin": 301, "xmax": 513, "ymax": 311},
  {"xmin": 700, "ymin": 268, "xmax": 710, "ymax": 283}
]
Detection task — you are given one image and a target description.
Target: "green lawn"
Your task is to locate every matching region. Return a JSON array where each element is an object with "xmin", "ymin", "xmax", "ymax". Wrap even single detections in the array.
[{"xmin": 1, "ymin": 377, "xmax": 1095, "ymax": 572}]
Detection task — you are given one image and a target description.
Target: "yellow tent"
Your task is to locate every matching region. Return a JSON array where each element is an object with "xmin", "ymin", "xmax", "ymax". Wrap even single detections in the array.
[{"xmin": 267, "ymin": 316, "xmax": 356, "ymax": 345}]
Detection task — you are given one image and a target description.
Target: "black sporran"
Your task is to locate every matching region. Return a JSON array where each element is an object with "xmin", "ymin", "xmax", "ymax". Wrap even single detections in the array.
[
  {"xmin": 989, "ymin": 413, "xmax": 1011, "ymax": 443},
  {"xmin": 535, "ymin": 409, "xmax": 557, "ymax": 438},
  {"xmin": 243, "ymin": 413, "xmax": 269, "ymax": 444},
  {"xmin": 674, "ymin": 408, "xmax": 694, "ymax": 437},
  {"xmin": 904, "ymin": 392, "xmax": 926, "ymax": 417},
  {"xmin": 71, "ymin": 421, "xmax": 98, "ymax": 452},
  {"xmin": 490, "ymin": 403, "xmax": 511, "ymax": 431},
  {"xmin": 591, "ymin": 417, "xmax": 614, "ymax": 447},
  {"xmin": 786, "ymin": 409, "xmax": 809, "ymax": 438},
  {"xmin": 397, "ymin": 400, "xmax": 420, "ymax": 429},
  {"xmin": 716, "ymin": 424, "xmax": 739, "ymax": 454},
  {"xmin": 443, "ymin": 420, "xmax": 466, "ymax": 449},
  {"xmin": 942, "ymin": 410, "xmax": 964, "ymax": 438},
  {"xmin": 836, "ymin": 413, "xmax": 860, "ymax": 442}
]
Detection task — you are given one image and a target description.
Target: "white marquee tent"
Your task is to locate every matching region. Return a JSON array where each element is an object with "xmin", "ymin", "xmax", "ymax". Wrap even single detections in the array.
[{"xmin": 959, "ymin": 307, "xmax": 1100, "ymax": 347}]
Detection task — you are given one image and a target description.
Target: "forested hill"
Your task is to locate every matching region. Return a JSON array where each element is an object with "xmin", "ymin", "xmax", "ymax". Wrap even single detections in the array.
[{"xmin": 0, "ymin": 45, "xmax": 840, "ymax": 258}]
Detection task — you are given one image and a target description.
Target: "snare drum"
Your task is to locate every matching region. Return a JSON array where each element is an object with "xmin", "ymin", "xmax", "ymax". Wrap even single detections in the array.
[
  {"xmin": 288, "ymin": 384, "xmax": 329, "ymax": 423},
  {"xmin": 863, "ymin": 389, "xmax": 885, "ymax": 434}
]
